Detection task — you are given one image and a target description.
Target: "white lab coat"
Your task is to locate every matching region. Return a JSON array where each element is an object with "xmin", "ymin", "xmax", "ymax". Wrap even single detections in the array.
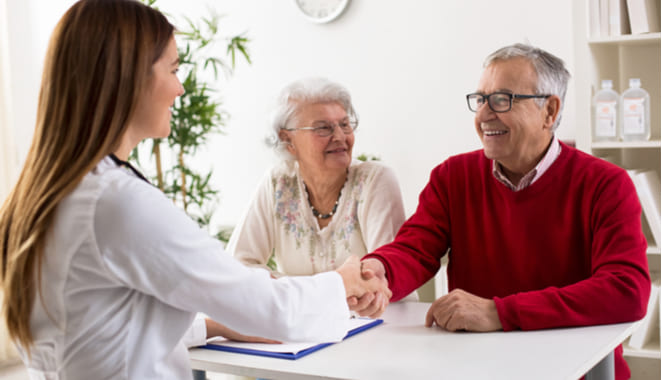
[{"xmin": 20, "ymin": 157, "xmax": 350, "ymax": 380}]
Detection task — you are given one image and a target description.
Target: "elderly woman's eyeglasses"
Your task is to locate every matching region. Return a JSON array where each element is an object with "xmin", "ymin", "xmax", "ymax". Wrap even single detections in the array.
[
  {"xmin": 466, "ymin": 92, "xmax": 550, "ymax": 113},
  {"xmin": 283, "ymin": 119, "xmax": 358, "ymax": 137}
]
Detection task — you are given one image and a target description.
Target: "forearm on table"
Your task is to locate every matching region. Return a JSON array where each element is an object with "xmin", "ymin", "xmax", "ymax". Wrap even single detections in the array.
[{"xmin": 495, "ymin": 268, "xmax": 650, "ymax": 331}]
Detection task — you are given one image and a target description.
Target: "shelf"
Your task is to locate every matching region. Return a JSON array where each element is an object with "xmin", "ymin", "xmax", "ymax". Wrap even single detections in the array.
[
  {"xmin": 579, "ymin": 1, "xmax": 661, "ymax": 371},
  {"xmin": 589, "ymin": 33, "xmax": 661, "ymax": 46},
  {"xmin": 623, "ymin": 339, "xmax": 661, "ymax": 359},
  {"xmin": 591, "ymin": 140, "xmax": 661, "ymax": 149}
]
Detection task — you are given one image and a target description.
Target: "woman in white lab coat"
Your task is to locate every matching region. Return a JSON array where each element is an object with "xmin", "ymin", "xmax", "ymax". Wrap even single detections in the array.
[{"xmin": 0, "ymin": 1, "xmax": 387, "ymax": 379}]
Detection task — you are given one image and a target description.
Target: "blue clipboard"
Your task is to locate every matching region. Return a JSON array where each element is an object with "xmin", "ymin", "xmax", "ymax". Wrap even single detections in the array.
[{"xmin": 202, "ymin": 318, "xmax": 383, "ymax": 360}]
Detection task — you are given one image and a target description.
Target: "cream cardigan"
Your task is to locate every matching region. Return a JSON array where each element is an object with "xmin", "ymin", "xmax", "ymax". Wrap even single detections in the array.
[{"xmin": 230, "ymin": 160, "xmax": 406, "ymax": 276}]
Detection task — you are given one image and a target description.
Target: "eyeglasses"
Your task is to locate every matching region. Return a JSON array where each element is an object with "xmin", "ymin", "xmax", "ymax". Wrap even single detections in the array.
[
  {"xmin": 466, "ymin": 92, "xmax": 550, "ymax": 113},
  {"xmin": 282, "ymin": 119, "xmax": 358, "ymax": 137}
]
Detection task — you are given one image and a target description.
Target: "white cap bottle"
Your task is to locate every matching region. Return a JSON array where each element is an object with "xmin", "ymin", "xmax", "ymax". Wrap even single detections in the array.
[
  {"xmin": 592, "ymin": 79, "xmax": 620, "ymax": 142},
  {"xmin": 620, "ymin": 78, "xmax": 651, "ymax": 141}
]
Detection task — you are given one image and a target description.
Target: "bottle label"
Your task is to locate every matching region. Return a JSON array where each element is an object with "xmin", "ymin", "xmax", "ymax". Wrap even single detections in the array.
[
  {"xmin": 595, "ymin": 101, "xmax": 617, "ymax": 137},
  {"xmin": 623, "ymin": 97, "xmax": 645, "ymax": 135}
]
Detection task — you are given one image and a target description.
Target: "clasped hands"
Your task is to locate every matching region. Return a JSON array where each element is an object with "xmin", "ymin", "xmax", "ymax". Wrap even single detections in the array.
[
  {"xmin": 336, "ymin": 256, "xmax": 391, "ymax": 318},
  {"xmin": 340, "ymin": 258, "xmax": 502, "ymax": 332},
  {"xmin": 206, "ymin": 257, "xmax": 502, "ymax": 346}
]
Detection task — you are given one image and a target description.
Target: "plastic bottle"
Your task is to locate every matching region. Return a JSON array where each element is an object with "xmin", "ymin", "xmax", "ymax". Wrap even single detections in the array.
[
  {"xmin": 592, "ymin": 79, "xmax": 620, "ymax": 142},
  {"xmin": 620, "ymin": 78, "xmax": 650, "ymax": 141}
]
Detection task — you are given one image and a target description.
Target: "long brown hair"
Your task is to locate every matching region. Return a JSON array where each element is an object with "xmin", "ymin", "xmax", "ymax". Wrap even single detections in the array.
[{"xmin": 0, "ymin": 0, "xmax": 173, "ymax": 353}]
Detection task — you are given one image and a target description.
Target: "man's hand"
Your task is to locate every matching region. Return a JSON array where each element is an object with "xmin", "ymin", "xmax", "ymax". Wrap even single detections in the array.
[
  {"xmin": 346, "ymin": 258, "xmax": 391, "ymax": 318},
  {"xmin": 336, "ymin": 256, "xmax": 391, "ymax": 317},
  {"xmin": 425, "ymin": 289, "xmax": 502, "ymax": 332}
]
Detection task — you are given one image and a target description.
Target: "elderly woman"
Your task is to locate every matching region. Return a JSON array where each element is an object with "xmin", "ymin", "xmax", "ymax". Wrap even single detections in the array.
[{"xmin": 229, "ymin": 78, "xmax": 414, "ymax": 300}]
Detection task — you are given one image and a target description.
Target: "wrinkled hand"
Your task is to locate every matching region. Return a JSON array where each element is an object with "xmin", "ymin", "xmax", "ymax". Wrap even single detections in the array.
[
  {"xmin": 425, "ymin": 289, "xmax": 502, "ymax": 332},
  {"xmin": 336, "ymin": 256, "xmax": 391, "ymax": 315},
  {"xmin": 346, "ymin": 258, "xmax": 391, "ymax": 318},
  {"xmin": 205, "ymin": 319, "xmax": 281, "ymax": 344}
]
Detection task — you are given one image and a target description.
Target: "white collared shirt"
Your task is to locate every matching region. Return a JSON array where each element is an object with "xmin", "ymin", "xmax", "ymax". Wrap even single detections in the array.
[
  {"xmin": 20, "ymin": 157, "xmax": 350, "ymax": 380},
  {"xmin": 492, "ymin": 135, "xmax": 562, "ymax": 191}
]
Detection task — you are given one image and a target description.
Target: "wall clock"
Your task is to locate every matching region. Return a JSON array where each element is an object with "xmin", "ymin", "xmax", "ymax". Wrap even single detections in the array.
[{"xmin": 294, "ymin": 0, "xmax": 350, "ymax": 24}]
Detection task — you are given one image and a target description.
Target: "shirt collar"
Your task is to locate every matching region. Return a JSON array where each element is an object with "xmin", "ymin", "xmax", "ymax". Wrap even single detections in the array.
[{"xmin": 492, "ymin": 135, "xmax": 562, "ymax": 191}]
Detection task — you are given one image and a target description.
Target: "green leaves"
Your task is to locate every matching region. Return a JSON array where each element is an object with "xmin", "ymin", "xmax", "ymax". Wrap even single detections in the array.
[
  {"xmin": 177, "ymin": 10, "xmax": 251, "ymax": 78},
  {"xmin": 170, "ymin": 71, "xmax": 227, "ymax": 155},
  {"xmin": 228, "ymin": 34, "xmax": 251, "ymax": 68},
  {"xmin": 356, "ymin": 153, "xmax": 381, "ymax": 162}
]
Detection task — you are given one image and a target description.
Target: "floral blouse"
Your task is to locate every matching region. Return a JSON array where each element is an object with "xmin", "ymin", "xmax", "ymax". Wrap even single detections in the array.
[{"xmin": 228, "ymin": 160, "xmax": 406, "ymax": 276}]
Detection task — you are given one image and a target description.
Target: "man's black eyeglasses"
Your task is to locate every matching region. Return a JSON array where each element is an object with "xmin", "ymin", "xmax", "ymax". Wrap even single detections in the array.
[{"xmin": 466, "ymin": 92, "xmax": 550, "ymax": 113}]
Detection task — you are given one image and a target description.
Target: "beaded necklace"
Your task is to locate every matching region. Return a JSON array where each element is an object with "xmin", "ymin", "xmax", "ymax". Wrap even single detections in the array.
[{"xmin": 305, "ymin": 184, "xmax": 343, "ymax": 219}]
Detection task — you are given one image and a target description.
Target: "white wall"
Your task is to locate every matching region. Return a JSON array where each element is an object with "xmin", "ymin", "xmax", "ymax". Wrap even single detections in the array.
[
  {"xmin": 1, "ymin": 0, "xmax": 76, "ymax": 200},
  {"xmin": 0, "ymin": 0, "xmax": 17, "ymax": 203},
  {"xmin": 3, "ymin": 0, "xmax": 577, "ymax": 229}
]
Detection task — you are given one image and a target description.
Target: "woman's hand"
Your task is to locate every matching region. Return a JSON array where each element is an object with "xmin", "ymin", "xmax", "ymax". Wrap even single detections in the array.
[
  {"xmin": 205, "ymin": 319, "xmax": 281, "ymax": 344},
  {"xmin": 336, "ymin": 256, "xmax": 392, "ymax": 312},
  {"xmin": 346, "ymin": 258, "xmax": 390, "ymax": 318}
]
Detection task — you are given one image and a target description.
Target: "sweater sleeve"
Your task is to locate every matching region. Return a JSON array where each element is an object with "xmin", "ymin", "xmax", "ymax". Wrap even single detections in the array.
[
  {"xmin": 357, "ymin": 163, "xmax": 406, "ymax": 253},
  {"xmin": 494, "ymin": 168, "xmax": 651, "ymax": 331},
  {"xmin": 365, "ymin": 163, "xmax": 450, "ymax": 301},
  {"xmin": 227, "ymin": 171, "xmax": 279, "ymax": 275}
]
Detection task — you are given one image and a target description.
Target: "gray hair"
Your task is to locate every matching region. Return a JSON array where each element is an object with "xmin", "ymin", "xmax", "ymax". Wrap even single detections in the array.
[
  {"xmin": 266, "ymin": 77, "xmax": 358, "ymax": 159},
  {"xmin": 484, "ymin": 43, "xmax": 571, "ymax": 132}
]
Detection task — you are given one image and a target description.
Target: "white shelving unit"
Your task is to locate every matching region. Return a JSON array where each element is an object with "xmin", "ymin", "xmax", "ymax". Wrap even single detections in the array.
[{"xmin": 573, "ymin": 1, "xmax": 661, "ymax": 375}]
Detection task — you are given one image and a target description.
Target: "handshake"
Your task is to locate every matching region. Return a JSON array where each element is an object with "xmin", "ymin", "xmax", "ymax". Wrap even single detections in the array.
[{"xmin": 335, "ymin": 256, "xmax": 390, "ymax": 318}]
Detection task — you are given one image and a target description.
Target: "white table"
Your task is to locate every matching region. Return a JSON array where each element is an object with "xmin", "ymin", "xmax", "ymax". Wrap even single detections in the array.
[{"xmin": 189, "ymin": 302, "xmax": 638, "ymax": 380}]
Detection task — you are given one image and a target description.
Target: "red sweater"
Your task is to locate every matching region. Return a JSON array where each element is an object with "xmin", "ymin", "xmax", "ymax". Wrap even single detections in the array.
[{"xmin": 366, "ymin": 144, "xmax": 650, "ymax": 379}]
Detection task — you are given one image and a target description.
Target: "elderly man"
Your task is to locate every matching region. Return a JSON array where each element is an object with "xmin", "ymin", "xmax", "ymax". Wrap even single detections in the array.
[{"xmin": 357, "ymin": 43, "xmax": 650, "ymax": 380}]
